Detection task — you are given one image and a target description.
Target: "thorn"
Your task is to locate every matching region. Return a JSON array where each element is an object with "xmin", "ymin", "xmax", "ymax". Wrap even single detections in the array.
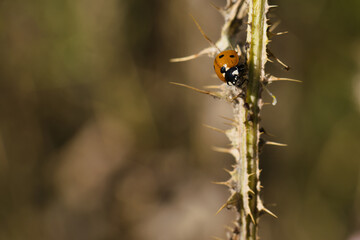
[
  {"xmin": 274, "ymin": 31, "xmax": 288, "ymax": 36},
  {"xmin": 224, "ymin": 225, "xmax": 233, "ymax": 231},
  {"xmin": 261, "ymin": 82, "xmax": 277, "ymax": 105},
  {"xmin": 216, "ymin": 202, "xmax": 228, "ymax": 215},
  {"xmin": 268, "ymin": 20, "xmax": 281, "ymax": 32},
  {"xmin": 170, "ymin": 82, "xmax": 220, "ymax": 98},
  {"xmin": 223, "ymin": 168, "xmax": 233, "ymax": 176},
  {"xmin": 267, "ymin": 50, "xmax": 290, "ymax": 70},
  {"xmin": 219, "ymin": 115, "xmax": 238, "ymax": 123},
  {"xmin": 211, "ymin": 236, "xmax": 224, "ymax": 240},
  {"xmin": 262, "ymin": 207, "xmax": 278, "ymax": 218},
  {"xmin": 266, "ymin": 141, "xmax": 287, "ymax": 147},
  {"xmin": 212, "ymin": 146, "xmax": 234, "ymax": 155},
  {"xmin": 170, "ymin": 47, "xmax": 215, "ymax": 62},
  {"xmin": 223, "ymin": 122, "xmax": 237, "ymax": 127},
  {"xmin": 268, "ymin": 31, "xmax": 288, "ymax": 39},
  {"xmin": 236, "ymin": 45, "xmax": 242, "ymax": 58},
  {"xmin": 212, "ymin": 181, "xmax": 231, "ymax": 187},
  {"xmin": 259, "ymin": 127, "xmax": 276, "ymax": 137},
  {"xmin": 212, "ymin": 146, "xmax": 230, "ymax": 153},
  {"xmin": 248, "ymin": 189, "xmax": 255, "ymax": 195},
  {"xmin": 189, "ymin": 14, "xmax": 220, "ymax": 52},
  {"xmin": 268, "ymin": 76, "xmax": 302, "ymax": 83},
  {"xmin": 204, "ymin": 85, "xmax": 222, "ymax": 89},
  {"xmin": 203, "ymin": 124, "xmax": 226, "ymax": 134},
  {"xmin": 268, "ymin": 5, "xmax": 279, "ymax": 9},
  {"xmin": 209, "ymin": 2, "xmax": 225, "ymax": 16},
  {"xmin": 248, "ymin": 212, "xmax": 256, "ymax": 224},
  {"xmin": 216, "ymin": 193, "xmax": 239, "ymax": 215},
  {"xmin": 225, "ymin": 0, "xmax": 233, "ymax": 9}
]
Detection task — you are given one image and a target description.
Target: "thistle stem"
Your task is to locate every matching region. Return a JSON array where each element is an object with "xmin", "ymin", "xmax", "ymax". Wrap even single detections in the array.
[{"xmin": 233, "ymin": 0, "xmax": 269, "ymax": 239}]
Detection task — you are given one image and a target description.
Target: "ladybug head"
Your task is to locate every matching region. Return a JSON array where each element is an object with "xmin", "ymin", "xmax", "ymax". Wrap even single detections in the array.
[
  {"xmin": 225, "ymin": 67, "xmax": 240, "ymax": 86},
  {"xmin": 224, "ymin": 65, "xmax": 246, "ymax": 87}
]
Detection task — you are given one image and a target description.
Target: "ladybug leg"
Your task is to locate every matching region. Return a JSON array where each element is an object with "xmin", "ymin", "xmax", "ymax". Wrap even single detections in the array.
[
  {"xmin": 235, "ymin": 78, "xmax": 247, "ymax": 88},
  {"xmin": 238, "ymin": 63, "xmax": 246, "ymax": 72}
]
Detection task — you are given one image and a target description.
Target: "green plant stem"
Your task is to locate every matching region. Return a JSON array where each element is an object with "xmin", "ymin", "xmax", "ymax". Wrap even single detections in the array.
[{"xmin": 238, "ymin": 0, "xmax": 268, "ymax": 239}]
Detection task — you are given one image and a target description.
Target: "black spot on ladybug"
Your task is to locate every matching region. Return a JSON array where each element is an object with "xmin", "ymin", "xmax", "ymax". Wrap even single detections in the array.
[
  {"xmin": 230, "ymin": 55, "xmax": 235, "ymax": 58},
  {"xmin": 220, "ymin": 66, "xmax": 226, "ymax": 73},
  {"xmin": 219, "ymin": 54, "xmax": 224, "ymax": 59}
]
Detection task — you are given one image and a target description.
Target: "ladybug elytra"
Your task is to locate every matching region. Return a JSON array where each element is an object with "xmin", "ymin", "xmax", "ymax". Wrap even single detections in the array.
[{"xmin": 213, "ymin": 50, "xmax": 246, "ymax": 87}]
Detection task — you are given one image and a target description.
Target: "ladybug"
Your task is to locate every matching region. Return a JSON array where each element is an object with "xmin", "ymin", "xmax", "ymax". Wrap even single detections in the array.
[{"xmin": 213, "ymin": 50, "xmax": 246, "ymax": 86}]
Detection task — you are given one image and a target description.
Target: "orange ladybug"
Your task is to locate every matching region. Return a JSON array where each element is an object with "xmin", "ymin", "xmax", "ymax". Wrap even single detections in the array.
[{"xmin": 213, "ymin": 50, "xmax": 246, "ymax": 86}]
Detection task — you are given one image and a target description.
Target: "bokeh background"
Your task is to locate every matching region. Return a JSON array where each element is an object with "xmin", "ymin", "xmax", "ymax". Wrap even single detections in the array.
[{"xmin": 0, "ymin": 0, "xmax": 359, "ymax": 239}]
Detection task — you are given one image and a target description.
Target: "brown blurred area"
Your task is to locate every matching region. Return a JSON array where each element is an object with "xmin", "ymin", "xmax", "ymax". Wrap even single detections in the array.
[{"xmin": 0, "ymin": 0, "xmax": 359, "ymax": 239}]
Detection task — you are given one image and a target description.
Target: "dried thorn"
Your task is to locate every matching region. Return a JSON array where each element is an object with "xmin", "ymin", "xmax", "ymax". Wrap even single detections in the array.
[
  {"xmin": 225, "ymin": 0, "xmax": 238, "ymax": 9},
  {"xmin": 219, "ymin": 115, "xmax": 238, "ymax": 124},
  {"xmin": 268, "ymin": 5, "xmax": 279, "ymax": 9},
  {"xmin": 262, "ymin": 207, "xmax": 278, "ymax": 218},
  {"xmin": 268, "ymin": 20, "xmax": 281, "ymax": 32},
  {"xmin": 232, "ymin": 220, "xmax": 239, "ymax": 227},
  {"xmin": 170, "ymin": 55, "xmax": 200, "ymax": 62},
  {"xmin": 266, "ymin": 141, "xmax": 287, "ymax": 147},
  {"xmin": 212, "ymin": 146, "xmax": 234, "ymax": 155},
  {"xmin": 277, "ymin": 58, "xmax": 290, "ymax": 71},
  {"xmin": 248, "ymin": 212, "xmax": 256, "ymax": 224},
  {"xmin": 260, "ymin": 185, "xmax": 264, "ymax": 188},
  {"xmin": 261, "ymin": 82, "xmax": 277, "ymax": 105},
  {"xmin": 216, "ymin": 193, "xmax": 239, "ymax": 215},
  {"xmin": 212, "ymin": 181, "xmax": 231, "ymax": 187},
  {"xmin": 190, "ymin": 14, "xmax": 220, "ymax": 52},
  {"xmin": 216, "ymin": 202, "xmax": 228, "ymax": 215},
  {"xmin": 224, "ymin": 225, "xmax": 233, "ymax": 231},
  {"xmin": 204, "ymin": 85, "xmax": 222, "ymax": 89},
  {"xmin": 236, "ymin": 44, "xmax": 242, "ymax": 58},
  {"xmin": 170, "ymin": 82, "xmax": 220, "ymax": 98},
  {"xmin": 223, "ymin": 168, "xmax": 234, "ymax": 176},
  {"xmin": 248, "ymin": 189, "xmax": 255, "ymax": 195},
  {"xmin": 267, "ymin": 50, "xmax": 290, "ymax": 70},
  {"xmin": 225, "ymin": 0, "xmax": 231, "ymax": 9},
  {"xmin": 259, "ymin": 127, "xmax": 276, "ymax": 137},
  {"xmin": 170, "ymin": 47, "xmax": 215, "ymax": 62},
  {"xmin": 274, "ymin": 31, "xmax": 288, "ymax": 36},
  {"xmin": 266, "ymin": 58, "xmax": 274, "ymax": 63},
  {"xmin": 223, "ymin": 122, "xmax": 237, "ymax": 127},
  {"xmin": 211, "ymin": 236, "xmax": 224, "ymax": 240},
  {"xmin": 266, "ymin": 132, "xmax": 276, "ymax": 137},
  {"xmin": 268, "ymin": 76, "xmax": 302, "ymax": 83},
  {"xmin": 268, "ymin": 31, "xmax": 288, "ymax": 39},
  {"xmin": 209, "ymin": 2, "xmax": 225, "ymax": 16},
  {"xmin": 203, "ymin": 124, "xmax": 226, "ymax": 134}
]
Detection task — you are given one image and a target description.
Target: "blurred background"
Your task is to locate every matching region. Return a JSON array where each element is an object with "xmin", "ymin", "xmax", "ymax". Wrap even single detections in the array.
[{"xmin": 0, "ymin": 0, "xmax": 359, "ymax": 239}]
